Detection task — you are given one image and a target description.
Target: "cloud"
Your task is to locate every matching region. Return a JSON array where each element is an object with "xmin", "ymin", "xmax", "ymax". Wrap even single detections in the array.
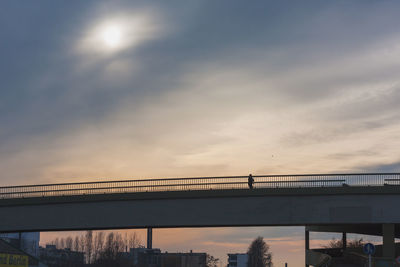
[
  {"xmin": 3, "ymin": 32, "xmax": 400, "ymax": 183},
  {"xmin": 357, "ymin": 161, "xmax": 400, "ymax": 173}
]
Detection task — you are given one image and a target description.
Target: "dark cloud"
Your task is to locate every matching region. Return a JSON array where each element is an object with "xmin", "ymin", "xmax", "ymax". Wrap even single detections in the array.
[
  {"xmin": 280, "ymin": 112, "xmax": 400, "ymax": 147},
  {"xmin": 326, "ymin": 150, "xmax": 378, "ymax": 160},
  {"xmin": 358, "ymin": 161, "xmax": 400, "ymax": 173}
]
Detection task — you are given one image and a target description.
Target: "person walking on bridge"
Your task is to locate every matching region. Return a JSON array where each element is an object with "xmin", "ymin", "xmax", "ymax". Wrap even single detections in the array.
[{"xmin": 248, "ymin": 174, "xmax": 254, "ymax": 189}]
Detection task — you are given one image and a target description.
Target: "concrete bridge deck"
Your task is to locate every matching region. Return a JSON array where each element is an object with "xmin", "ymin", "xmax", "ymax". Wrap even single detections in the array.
[{"xmin": 1, "ymin": 184, "xmax": 400, "ymax": 232}]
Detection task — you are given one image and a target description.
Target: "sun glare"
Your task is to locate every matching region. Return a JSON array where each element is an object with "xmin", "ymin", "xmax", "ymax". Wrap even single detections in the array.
[
  {"xmin": 78, "ymin": 12, "xmax": 161, "ymax": 55},
  {"xmin": 101, "ymin": 24, "xmax": 123, "ymax": 48}
]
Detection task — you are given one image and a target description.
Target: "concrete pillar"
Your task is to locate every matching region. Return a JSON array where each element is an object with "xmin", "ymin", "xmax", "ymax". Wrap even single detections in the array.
[
  {"xmin": 382, "ymin": 224, "xmax": 395, "ymax": 258},
  {"xmin": 342, "ymin": 232, "xmax": 347, "ymax": 251},
  {"xmin": 18, "ymin": 232, "xmax": 22, "ymax": 249},
  {"xmin": 305, "ymin": 230, "xmax": 310, "ymax": 267},
  {"xmin": 147, "ymin": 227, "xmax": 153, "ymax": 249}
]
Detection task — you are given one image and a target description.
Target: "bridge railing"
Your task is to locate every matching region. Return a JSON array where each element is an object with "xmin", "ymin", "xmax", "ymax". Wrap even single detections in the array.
[{"xmin": 0, "ymin": 173, "xmax": 399, "ymax": 199}]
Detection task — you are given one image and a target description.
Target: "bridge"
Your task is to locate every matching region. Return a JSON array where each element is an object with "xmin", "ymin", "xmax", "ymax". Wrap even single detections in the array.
[{"xmin": 1, "ymin": 173, "xmax": 400, "ymax": 263}]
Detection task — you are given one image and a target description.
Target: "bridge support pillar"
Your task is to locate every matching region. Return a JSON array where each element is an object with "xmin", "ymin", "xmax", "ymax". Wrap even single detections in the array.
[
  {"xmin": 147, "ymin": 227, "xmax": 153, "ymax": 249},
  {"xmin": 305, "ymin": 229, "xmax": 309, "ymax": 267},
  {"xmin": 383, "ymin": 223, "xmax": 395, "ymax": 258},
  {"xmin": 18, "ymin": 232, "xmax": 22, "ymax": 249}
]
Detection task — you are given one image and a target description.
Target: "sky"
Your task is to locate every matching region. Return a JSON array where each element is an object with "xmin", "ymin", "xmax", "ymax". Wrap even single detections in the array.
[{"xmin": 1, "ymin": 1, "xmax": 400, "ymax": 266}]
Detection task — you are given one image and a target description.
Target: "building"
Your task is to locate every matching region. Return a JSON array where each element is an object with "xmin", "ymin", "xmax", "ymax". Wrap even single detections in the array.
[
  {"xmin": 129, "ymin": 248, "xmax": 206, "ymax": 267},
  {"xmin": 0, "ymin": 232, "xmax": 40, "ymax": 257},
  {"xmin": 126, "ymin": 247, "xmax": 161, "ymax": 267},
  {"xmin": 227, "ymin": 253, "xmax": 248, "ymax": 267},
  {"xmin": 160, "ymin": 252, "xmax": 206, "ymax": 267},
  {"xmin": 0, "ymin": 238, "xmax": 46, "ymax": 267},
  {"xmin": 39, "ymin": 245, "xmax": 84, "ymax": 267}
]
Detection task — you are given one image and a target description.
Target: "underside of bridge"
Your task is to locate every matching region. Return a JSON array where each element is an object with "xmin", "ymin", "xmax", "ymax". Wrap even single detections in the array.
[
  {"xmin": 305, "ymin": 224, "xmax": 398, "ymax": 266},
  {"xmin": 307, "ymin": 224, "xmax": 400, "ymax": 238}
]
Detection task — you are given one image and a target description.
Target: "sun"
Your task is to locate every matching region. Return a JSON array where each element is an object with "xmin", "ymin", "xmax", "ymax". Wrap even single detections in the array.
[
  {"xmin": 101, "ymin": 24, "xmax": 123, "ymax": 49},
  {"xmin": 77, "ymin": 12, "xmax": 160, "ymax": 55}
]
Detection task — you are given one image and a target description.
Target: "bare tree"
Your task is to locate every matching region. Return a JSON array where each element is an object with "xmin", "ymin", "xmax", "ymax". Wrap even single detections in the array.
[
  {"xmin": 65, "ymin": 236, "xmax": 73, "ymax": 250},
  {"xmin": 45, "ymin": 230, "xmax": 142, "ymax": 267},
  {"xmin": 128, "ymin": 232, "xmax": 140, "ymax": 250},
  {"xmin": 206, "ymin": 254, "xmax": 219, "ymax": 267},
  {"xmin": 247, "ymin": 237, "xmax": 272, "ymax": 267},
  {"xmin": 324, "ymin": 238, "xmax": 364, "ymax": 249},
  {"xmin": 104, "ymin": 232, "xmax": 116, "ymax": 261},
  {"xmin": 74, "ymin": 236, "xmax": 80, "ymax": 252},
  {"xmin": 100, "ymin": 232, "xmax": 120, "ymax": 266},
  {"xmin": 348, "ymin": 238, "xmax": 365, "ymax": 248},
  {"xmin": 114, "ymin": 233, "xmax": 124, "ymax": 254},
  {"xmin": 324, "ymin": 238, "xmax": 342, "ymax": 249},
  {"xmin": 79, "ymin": 235, "xmax": 85, "ymax": 253},
  {"xmin": 97, "ymin": 232, "xmax": 127, "ymax": 266},
  {"xmin": 94, "ymin": 231, "xmax": 105, "ymax": 262},
  {"xmin": 85, "ymin": 231, "xmax": 93, "ymax": 264},
  {"xmin": 54, "ymin": 238, "xmax": 60, "ymax": 249},
  {"xmin": 123, "ymin": 233, "xmax": 128, "ymax": 252}
]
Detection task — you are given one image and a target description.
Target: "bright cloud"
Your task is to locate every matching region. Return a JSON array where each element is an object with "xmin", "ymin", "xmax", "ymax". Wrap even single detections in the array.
[{"xmin": 76, "ymin": 10, "xmax": 163, "ymax": 56}]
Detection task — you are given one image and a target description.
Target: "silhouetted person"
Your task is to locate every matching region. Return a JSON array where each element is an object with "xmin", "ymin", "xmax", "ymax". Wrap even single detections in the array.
[{"xmin": 248, "ymin": 174, "xmax": 254, "ymax": 189}]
